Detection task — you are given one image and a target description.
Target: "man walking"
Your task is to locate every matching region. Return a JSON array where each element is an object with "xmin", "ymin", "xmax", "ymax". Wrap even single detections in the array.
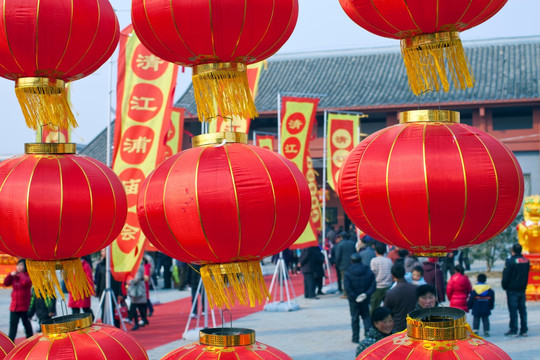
[
  {"xmin": 369, "ymin": 243, "xmax": 393, "ymax": 313},
  {"xmin": 502, "ymin": 243, "xmax": 530, "ymax": 337},
  {"xmin": 384, "ymin": 264, "xmax": 417, "ymax": 332},
  {"xmin": 344, "ymin": 253, "xmax": 376, "ymax": 343},
  {"xmin": 335, "ymin": 232, "xmax": 357, "ymax": 298}
]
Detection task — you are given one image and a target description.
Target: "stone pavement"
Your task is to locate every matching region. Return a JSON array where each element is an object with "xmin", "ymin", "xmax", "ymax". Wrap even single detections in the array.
[{"xmin": 1, "ymin": 260, "xmax": 540, "ymax": 359}]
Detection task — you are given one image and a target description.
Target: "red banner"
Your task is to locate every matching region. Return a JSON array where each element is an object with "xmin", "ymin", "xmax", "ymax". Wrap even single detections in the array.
[
  {"xmin": 208, "ymin": 61, "xmax": 266, "ymax": 133},
  {"xmin": 327, "ymin": 113, "xmax": 360, "ymax": 191},
  {"xmin": 111, "ymin": 25, "xmax": 178, "ymax": 281},
  {"xmin": 255, "ymin": 134, "xmax": 276, "ymax": 152},
  {"xmin": 280, "ymin": 96, "xmax": 320, "ymax": 249}
]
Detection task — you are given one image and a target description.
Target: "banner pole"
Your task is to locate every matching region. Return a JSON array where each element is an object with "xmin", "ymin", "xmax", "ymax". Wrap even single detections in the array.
[
  {"xmin": 322, "ymin": 109, "xmax": 327, "ymax": 246},
  {"xmin": 277, "ymin": 92, "xmax": 282, "ymax": 155}
]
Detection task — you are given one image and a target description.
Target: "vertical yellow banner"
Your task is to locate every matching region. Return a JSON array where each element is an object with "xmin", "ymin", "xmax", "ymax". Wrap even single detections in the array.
[
  {"xmin": 111, "ymin": 25, "xmax": 178, "ymax": 281},
  {"xmin": 208, "ymin": 61, "xmax": 266, "ymax": 133},
  {"xmin": 327, "ymin": 113, "xmax": 360, "ymax": 191},
  {"xmin": 280, "ymin": 96, "xmax": 321, "ymax": 249}
]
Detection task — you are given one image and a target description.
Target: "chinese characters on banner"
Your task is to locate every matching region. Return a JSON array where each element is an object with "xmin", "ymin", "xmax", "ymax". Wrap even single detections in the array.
[
  {"xmin": 111, "ymin": 25, "xmax": 178, "ymax": 281},
  {"xmin": 255, "ymin": 134, "xmax": 276, "ymax": 151},
  {"xmin": 326, "ymin": 113, "xmax": 360, "ymax": 191},
  {"xmin": 280, "ymin": 96, "xmax": 321, "ymax": 249},
  {"xmin": 208, "ymin": 61, "xmax": 266, "ymax": 133}
]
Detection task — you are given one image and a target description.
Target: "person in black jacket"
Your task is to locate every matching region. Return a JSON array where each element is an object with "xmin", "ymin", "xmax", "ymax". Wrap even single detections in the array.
[
  {"xmin": 299, "ymin": 246, "xmax": 325, "ymax": 299},
  {"xmin": 501, "ymin": 243, "xmax": 530, "ymax": 337},
  {"xmin": 27, "ymin": 287, "xmax": 56, "ymax": 330},
  {"xmin": 334, "ymin": 232, "xmax": 357, "ymax": 298},
  {"xmin": 344, "ymin": 253, "xmax": 376, "ymax": 343}
]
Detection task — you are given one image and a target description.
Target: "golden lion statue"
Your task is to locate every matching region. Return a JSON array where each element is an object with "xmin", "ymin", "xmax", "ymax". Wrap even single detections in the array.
[{"xmin": 518, "ymin": 195, "xmax": 540, "ymax": 254}]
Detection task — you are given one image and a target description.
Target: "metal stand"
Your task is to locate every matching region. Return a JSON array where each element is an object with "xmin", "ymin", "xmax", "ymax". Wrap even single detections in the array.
[
  {"xmin": 182, "ymin": 277, "xmax": 215, "ymax": 340},
  {"xmin": 97, "ymin": 245, "xmax": 127, "ymax": 331},
  {"xmin": 264, "ymin": 253, "xmax": 299, "ymax": 312},
  {"xmin": 321, "ymin": 249, "xmax": 338, "ymax": 294}
]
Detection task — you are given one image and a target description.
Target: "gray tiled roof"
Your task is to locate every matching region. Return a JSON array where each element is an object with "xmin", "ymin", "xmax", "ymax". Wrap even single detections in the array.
[
  {"xmin": 175, "ymin": 36, "xmax": 540, "ymax": 116},
  {"xmin": 79, "ymin": 122, "xmax": 114, "ymax": 165}
]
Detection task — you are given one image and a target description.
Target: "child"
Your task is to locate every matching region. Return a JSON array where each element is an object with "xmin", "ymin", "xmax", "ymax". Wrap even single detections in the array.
[
  {"xmin": 405, "ymin": 265, "xmax": 427, "ymax": 286},
  {"xmin": 467, "ymin": 273, "xmax": 495, "ymax": 336},
  {"xmin": 28, "ymin": 287, "xmax": 56, "ymax": 328},
  {"xmin": 3, "ymin": 259, "xmax": 33, "ymax": 341}
]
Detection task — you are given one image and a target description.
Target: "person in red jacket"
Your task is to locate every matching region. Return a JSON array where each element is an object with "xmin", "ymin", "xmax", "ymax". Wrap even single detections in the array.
[
  {"xmin": 446, "ymin": 264, "xmax": 472, "ymax": 311},
  {"xmin": 4, "ymin": 259, "xmax": 33, "ymax": 341},
  {"xmin": 68, "ymin": 256, "xmax": 95, "ymax": 320}
]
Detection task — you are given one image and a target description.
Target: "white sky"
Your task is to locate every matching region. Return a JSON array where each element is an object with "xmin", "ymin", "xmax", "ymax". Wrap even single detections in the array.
[{"xmin": 0, "ymin": 0, "xmax": 539, "ymax": 155}]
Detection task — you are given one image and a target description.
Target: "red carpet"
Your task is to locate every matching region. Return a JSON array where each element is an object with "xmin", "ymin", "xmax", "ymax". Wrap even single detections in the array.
[{"xmin": 130, "ymin": 271, "xmax": 307, "ymax": 350}]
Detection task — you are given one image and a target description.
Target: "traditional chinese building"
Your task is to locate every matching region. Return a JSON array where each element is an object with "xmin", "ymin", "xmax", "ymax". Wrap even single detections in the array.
[{"xmin": 82, "ymin": 36, "xmax": 540, "ymax": 229}]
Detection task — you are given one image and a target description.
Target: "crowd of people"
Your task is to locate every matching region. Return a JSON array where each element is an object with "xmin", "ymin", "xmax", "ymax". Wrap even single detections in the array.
[
  {"xmin": 302, "ymin": 226, "xmax": 531, "ymax": 356},
  {"xmin": 2, "ymin": 250, "xmax": 182, "ymax": 339}
]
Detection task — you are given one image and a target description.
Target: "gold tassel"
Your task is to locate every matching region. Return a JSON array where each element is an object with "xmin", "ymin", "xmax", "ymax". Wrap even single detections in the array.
[
  {"xmin": 15, "ymin": 77, "xmax": 78, "ymax": 130},
  {"xmin": 401, "ymin": 31, "xmax": 475, "ymax": 96},
  {"xmin": 26, "ymin": 258, "xmax": 94, "ymax": 301},
  {"xmin": 192, "ymin": 62, "xmax": 258, "ymax": 122},
  {"xmin": 200, "ymin": 260, "xmax": 271, "ymax": 309}
]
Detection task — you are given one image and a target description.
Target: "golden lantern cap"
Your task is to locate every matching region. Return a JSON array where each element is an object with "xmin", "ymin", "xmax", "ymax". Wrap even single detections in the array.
[
  {"xmin": 193, "ymin": 62, "xmax": 246, "ymax": 76},
  {"xmin": 41, "ymin": 314, "xmax": 92, "ymax": 334},
  {"xmin": 15, "ymin": 77, "xmax": 65, "ymax": 92},
  {"xmin": 399, "ymin": 110, "xmax": 460, "ymax": 124},
  {"xmin": 200, "ymin": 328, "xmax": 256, "ymax": 347},
  {"xmin": 25, "ymin": 142, "xmax": 77, "ymax": 154},
  {"xmin": 192, "ymin": 132, "xmax": 248, "ymax": 147},
  {"xmin": 402, "ymin": 31, "xmax": 460, "ymax": 49},
  {"xmin": 407, "ymin": 307, "xmax": 468, "ymax": 341}
]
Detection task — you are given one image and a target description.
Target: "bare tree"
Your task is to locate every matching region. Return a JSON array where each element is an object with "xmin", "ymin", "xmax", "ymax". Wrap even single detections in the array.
[{"xmin": 469, "ymin": 213, "xmax": 523, "ymax": 272}]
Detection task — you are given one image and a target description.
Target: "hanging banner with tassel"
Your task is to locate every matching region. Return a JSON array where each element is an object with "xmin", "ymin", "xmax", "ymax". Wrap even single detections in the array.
[
  {"xmin": 326, "ymin": 112, "xmax": 360, "ymax": 191},
  {"xmin": 208, "ymin": 61, "xmax": 266, "ymax": 132},
  {"xmin": 279, "ymin": 96, "xmax": 320, "ymax": 249},
  {"xmin": 111, "ymin": 25, "xmax": 178, "ymax": 282}
]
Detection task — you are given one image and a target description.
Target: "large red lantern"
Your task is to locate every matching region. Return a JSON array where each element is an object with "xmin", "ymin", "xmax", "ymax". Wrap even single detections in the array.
[
  {"xmin": 6, "ymin": 314, "xmax": 147, "ymax": 360},
  {"xmin": 357, "ymin": 308, "xmax": 511, "ymax": 359},
  {"xmin": 131, "ymin": 0, "xmax": 298, "ymax": 121},
  {"xmin": 338, "ymin": 0, "xmax": 507, "ymax": 95},
  {"xmin": 338, "ymin": 110, "xmax": 523, "ymax": 256},
  {"xmin": 0, "ymin": 143, "xmax": 127, "ymax": 300},
  {"xmin": 162, "ymin": 328, "xmax": 292, "ymax": 360},
  {"xmin": 138, "ymin": 132, "xmax": 311, "ymax": 308},
  {"xmin": 0, "ymin": 331, "xmax": 14, "ymax": 360},
  {"xmin": 0, "ymin": 0, "xmax": 119, "ymax": 129}
]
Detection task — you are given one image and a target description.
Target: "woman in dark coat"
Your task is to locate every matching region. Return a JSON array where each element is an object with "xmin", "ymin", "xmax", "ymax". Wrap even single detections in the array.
[{"xmin": 423, "ymin": 258, "xmax": 445, "ymax": 302}]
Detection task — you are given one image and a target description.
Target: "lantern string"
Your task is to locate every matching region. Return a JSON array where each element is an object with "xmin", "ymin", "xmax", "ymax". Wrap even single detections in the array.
[{"xmin": 220, "ymin": 309, "xmax": 233, "ymax": 330}]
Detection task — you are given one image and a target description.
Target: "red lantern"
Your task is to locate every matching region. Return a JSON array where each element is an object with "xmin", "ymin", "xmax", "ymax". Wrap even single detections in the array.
[
  {"xmin": 0, "ymin": 331, "xmax": 14, "ymax": 360},
  {"xmin": 357, "ymin": 308, "xmax": 511, "ymax": 359},
  {"xmin": 0, "ymin": 143, "xmax": 127, "ymax": 299},
  {"xmin": 338, "ymin": 0, "xmax": 507, "ymax": 95},
  {"xmin": 0, "ymin": 0, "xmax": 119, "ymax": 129},
  {"xmin": 132, "ymin": 0, "xmax": 298, "ymax": 121},
  {"xmin": 138, "ymin": 132, "xmax": 311, "ymax": 308},
  {"xmin": 6, "ymin": 314, "xmax": 147, "ymax": 360},
  {"xmin": 162, "ymin": 328, "xmax": 292, "ymax": 360},
  {"xmin": 338, "ymin": 110, "xmax": 523, "ymax": 256}
]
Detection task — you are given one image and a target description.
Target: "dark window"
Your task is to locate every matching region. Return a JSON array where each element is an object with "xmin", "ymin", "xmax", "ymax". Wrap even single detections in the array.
[{"xmin": 492, "ymin": 107, "xmax": 533, "ymax": 131}]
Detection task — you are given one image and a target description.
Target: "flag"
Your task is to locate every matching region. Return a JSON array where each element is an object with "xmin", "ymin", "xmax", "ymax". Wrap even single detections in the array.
[
  {"xmin": 159, "ymin": 107, "xmax": 185, "ymax": 163},
  {"xmin": 279, "ymin": 96, "xmax": 320, "ymax": 249},
  {"xmin": 208, "ymin": 61, "xmax": 266, "ymax": 133},
  {"xmin": 255, "ymin": 134, "xmax": 276, "ymax": 151},
  {"xmin": 327, "ymin": 113, "xmax": 360, "ymax": 191},
  {"xmin": 111, "ymin": 25, "xmax": 178, "ymax": 281}
]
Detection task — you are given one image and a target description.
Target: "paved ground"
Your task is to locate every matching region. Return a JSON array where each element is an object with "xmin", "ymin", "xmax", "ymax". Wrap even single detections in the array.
[{"xmin": 1, "ymin": 259, "xmax": 540, "ymax": 359}]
